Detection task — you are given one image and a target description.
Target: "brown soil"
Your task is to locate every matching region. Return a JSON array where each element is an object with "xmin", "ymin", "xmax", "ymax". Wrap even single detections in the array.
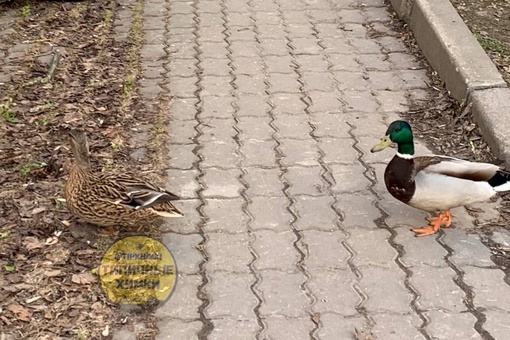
[
  {"xmin": 451, "ymin": 0, "xmax": 510, "ymax": 86},
  {"xmin": 0, "ymin": 0, "xmax": 159, "ymax": 338}
]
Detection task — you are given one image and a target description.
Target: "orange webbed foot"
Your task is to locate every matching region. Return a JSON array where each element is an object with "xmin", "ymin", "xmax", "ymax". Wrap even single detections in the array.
[{"xmin": 412, "ymin": 210, "xmax": 452, "ymax": 237}]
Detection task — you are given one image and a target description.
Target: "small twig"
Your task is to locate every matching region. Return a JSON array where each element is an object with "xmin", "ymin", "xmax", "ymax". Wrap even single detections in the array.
[
  {"xmin": 24, "ymin": 52, "xmax": 61, "ymax": 87},
  {"xmin": 453, "ymin": 101, "xmax": 473, "ymax": 126}
]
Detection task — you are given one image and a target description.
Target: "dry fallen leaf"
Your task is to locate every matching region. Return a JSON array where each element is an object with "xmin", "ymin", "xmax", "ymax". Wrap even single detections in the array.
[
  {"xmin": 72, "ymin": 272, "xmax": 97, "ymax": 285},
  {"xmin": 7, "ymin": 303, "xmax": 32, "ymax": 322},
  {"xmin": 23, "ymin": 236, "xmax": 44, "ymax": 251},
  {"xmin": 45, "ymin": 237, "xmax": 59, "ymax": 245},
  {"xmin": 44, "ymin": 270, "xmax": 62, "ymax": 277}
]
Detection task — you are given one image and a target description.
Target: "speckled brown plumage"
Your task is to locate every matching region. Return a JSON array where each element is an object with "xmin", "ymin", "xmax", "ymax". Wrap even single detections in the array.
[{"xmin": 65, "ymin": 130, "xmax": 183, "ymax": 228}]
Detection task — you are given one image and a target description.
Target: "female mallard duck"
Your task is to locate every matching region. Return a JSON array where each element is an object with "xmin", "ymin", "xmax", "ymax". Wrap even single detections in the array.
[
  {"xmin": 371, "ymin": 120, "xmax": 510, "ymax": 237},
  {"xmin": 65, "ymin": 130, "xmax": 183, "ymax": 231}
]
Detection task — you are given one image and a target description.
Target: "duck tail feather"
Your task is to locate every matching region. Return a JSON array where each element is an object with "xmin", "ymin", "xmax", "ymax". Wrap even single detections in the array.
[{"xmin": 488, "ymin": 170, "xmax": 510, "ymax": 192}]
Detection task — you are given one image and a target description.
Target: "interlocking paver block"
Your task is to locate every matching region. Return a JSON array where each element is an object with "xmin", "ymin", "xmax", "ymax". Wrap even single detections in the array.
[
  {"xmin": 238, "ymin": 116, "xmax": 274, "ymax": 141},
  {"xmin": 395, "ymin": 227, "xmax": 448, "ymax": 267},
  {"xmin": 318, "ymin": 314, "xmax": 366, "ymax": 340},
  {"xmin": 330, "ymin": 163, "xmax": 371, "ymax": 193},
  {"xmin": 371, "ymin": 314, "xmax": 425, "ymax": 340},
  {"xmin": 168, "ymin": 76, "xmax": 199, "ymax": 97},
  {"xmin": 307, "ymin": 91, "xmax": 343, "ymax": 113},
  {"xmin": 293, "ymin": 196, "xmax": 338, "ymax": 231},
  {"xmin": 232, "ymin": 57, "xmax": 263, "ymax": 76},
  {"xmin": 205, "ymin": 273, "xmax": 258, "ymax": 318},
  {"xmin": 206, "ymin": 233, "xmax": 252, "ymax": 273},
  {"xmin": 161, "ymin": 233, "xmax": 203, "ymax": 274},
  {"xmin": 285, "ymin": 166, "xmax": 326, "ymax": 196},
  {"xmin": 201, "ymin": 141, "xmax": 239, "ymax": 168},
  {"xmin": 201, "ymin": 76, "xmax": 233, "ymax": 96},
  {"xmin": 483, "ymin": 310, "xmax": 510, "ymax": 340},
  {"xmin": 411, "ymin": 266, "xmax": 464, "ymax": 312},
  {"xmin": 201, "ymin": 58, "xmax": 231, "ymax": 76},
  {"xmin": 303, "ymin": 230, "xmax": 350, "ymax": 269},
  {"xmin": 169, "ymin": 98, "xmax": 199, "ymax": 121},
  {"xmin": 268, "ymin": 73, "xmax": 301, "ymax": 94},
  {"xmin": 424, "ymin": 310, "xmax": 481, "ymax": 340},
  {"xmin": 258, "ymin": 271, "xmax": 310, "ymax": 317},
  {"xmin": 336, "ymin": 192, "xmax": 380, "ymax": 228},
  {"xmin": 156, "ymin": 320, "xmax": 202, "ymax": 340},
  {"xmin": 155, "ymin": 274, "xmax": 202, "ymax": 319},
  {"xmin": 264, "ymin": 316, "xmax": 313, "ymax": 340},
  {"xmin": 257, "ymin": 25, "xmax": 288, "ymax": 40},
  {"xmin": 248, "ymin": 196, "xmax": 293, "ymax": 232},
  {"xmin": 273, "ymin": 114, "xmax": 312, "ymax": 139},
  {"xmin": 259, "ymin": 39, "xmax": 289, "ymax": 56},
  {"xmin": 444, "ymin": 230, "xmax": 494, "ymax": 267},
  {"xmin": 279, "ymin": 138, "xmax": 319, "ymax": 167},
  {"xmin": 236, "ymin": 94, "xmax": 270, "ymax": 116},
  {"xmin": 349, "ymin": 228, "xmax": 397, "ymax": 268},
  {"xmin": 252, "ymin": 230, "xmax": 299, "ymax": 271},
  {"xmin": 201, "ymin": 96, "xmax": 235, "ymax": 118},
  {"xmin": 308, "ymin": 269, "xmax": 358, "ymax": 315},
  {"xmin": 318, "ymin": 137, "xmax": 358, "ymax": 165},
  {"xmin": 360, "ymin": 266, "xmax": 412, "ymax": 313},
  {"xmin": 240, "ymin": 140, "xmax": 277, "ymax": 167},
  {"xmin": 160, "ymin": 199, "xmax": 200, "ymax": 234},
  {"xmin": 165, "ymin": 169, "xmax": 199, "ymax": 199},
  {"xmin": 342, "ymin": 90, "xmax": 379, "ymax": 112},
  {"xmin": 235, "ymin": 74, "xmax": 266, "ymax": 94},
  {"xmin": 203, "ymin": 198, "xmax": 249, "ymax": 233},
  {"xmin": 198, "ymin": 118, "xmax": 236, "ymax": 143},
  {"xmin": 270, "ymin": 93, "xmax": 307, "ymax": 115},
  {"xmin": 463, "ymin": 267, "xmax": 510, "ymax": 310},
  {"xmin": 209, "ymin": 319, "xmax": 259, "ymax": 340},
  {"xmin": 202, "ymin": 168, "xmax": 243, "ymax": 198},
  {"xmin": 244, "ymin": 167, "xmax": 284, "ymax": 197},
  {"xmin": 168, "ymin": 144, "xmax": 198, "ymax": 170}
]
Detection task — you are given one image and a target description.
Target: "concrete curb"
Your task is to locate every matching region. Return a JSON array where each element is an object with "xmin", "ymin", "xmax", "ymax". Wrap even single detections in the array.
[{"xmin": 389, "ymin": 0, "xmax": 510, "ymax": 165}]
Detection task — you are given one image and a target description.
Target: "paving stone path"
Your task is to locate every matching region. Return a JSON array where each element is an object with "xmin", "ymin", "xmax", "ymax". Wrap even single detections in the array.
[{"xmin": 114, "ymin": 0, "xmax": 510, "ymax": 338}]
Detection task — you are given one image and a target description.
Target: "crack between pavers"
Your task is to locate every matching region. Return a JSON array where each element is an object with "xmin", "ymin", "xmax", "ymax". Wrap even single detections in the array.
[
  {"xmin": 436, "ymin": 231, "xmax": 495, "ymax": 340},
  {"xmin": 272, "ymin": 5, "xmax": 324, "ymax": 339},
  {"xmin": 189, "ymin": 0, "xmax": 214, "ymax": 338},
  {"xmin": 226, "ymin": 0, "xmax": 266, "ymax": 335},
  {"xmin": 346, "ymin": 122, "xmax": 432, "ymax": 340}
]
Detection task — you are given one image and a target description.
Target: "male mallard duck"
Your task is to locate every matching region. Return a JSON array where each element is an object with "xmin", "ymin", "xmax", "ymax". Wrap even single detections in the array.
[
  {"xmin": 65, "ymin": 130, "xmax": 183, "ymax": 231},
  {"xmin": 371, "ymin": 120, "xmax": 510, "ymax": 236}
]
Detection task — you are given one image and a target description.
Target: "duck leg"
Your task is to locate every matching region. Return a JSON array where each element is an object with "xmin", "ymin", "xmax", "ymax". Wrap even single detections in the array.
[
  {"xmin": 412, "ymin": 210, "xmax": 452, "ymax": 237},
  {"xmin": 425, "ymin": 210, "xmax": 452, "ymax": 227}
]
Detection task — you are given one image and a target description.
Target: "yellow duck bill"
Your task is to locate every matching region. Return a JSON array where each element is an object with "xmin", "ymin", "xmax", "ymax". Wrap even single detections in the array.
[{"xmin": 370, "ymin": 135, "xmax": 392, "ymax": 153}]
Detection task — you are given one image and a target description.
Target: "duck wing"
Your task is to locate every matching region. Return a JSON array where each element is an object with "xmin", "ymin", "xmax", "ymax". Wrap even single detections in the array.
[
  {"xmin": 94, "ymin": 173, "xmax": 180, "ymax": 210},
  {"xmin": 414, "ymin": 155, "xmax": 499, "ymax": 181}
]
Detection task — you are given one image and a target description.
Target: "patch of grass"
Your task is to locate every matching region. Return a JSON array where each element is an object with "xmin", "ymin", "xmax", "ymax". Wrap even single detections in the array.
[
  {"xmin": 0, "ymin": 98, "xmax": 18, "ymax": 123},
  {"xmin": 5, "ymin": 264, "xmax": 15, "ymax": 272},
  {"xmin": 21, "ymin": 5, "xmax": 31, "ymax": 18},
  {"xmin": 103, "ymin": 9, "xmax": 112, "ymax": 26},
  {"xmin": 20, "ymin": 162, "xmax": 47, "ymax": 176},
  {"xmin": 475, "ymin": 34, "xmax": 507, "ymax": 54}
]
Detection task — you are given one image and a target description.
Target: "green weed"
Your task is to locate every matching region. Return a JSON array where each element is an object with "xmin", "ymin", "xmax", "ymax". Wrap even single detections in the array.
[
  {"xmin": 21, "ymin": 162, "xmax": 47, "ymax": 176},
  {"xmin": 21, "ymin": 5, "xmax": 31, "ymax": 18},
  {"xmin": 475, "ymin": 34, "xmax": 507, "ymax": 54},
  {"xmin": 0, "ymin": 98, "xmax": 18, "ymax": 123}
]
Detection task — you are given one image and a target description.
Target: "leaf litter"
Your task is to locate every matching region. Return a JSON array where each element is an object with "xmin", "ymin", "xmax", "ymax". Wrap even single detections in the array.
[{"xmin": 0, "ymin": 0, "xmax": 161, "ymax": 338}]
